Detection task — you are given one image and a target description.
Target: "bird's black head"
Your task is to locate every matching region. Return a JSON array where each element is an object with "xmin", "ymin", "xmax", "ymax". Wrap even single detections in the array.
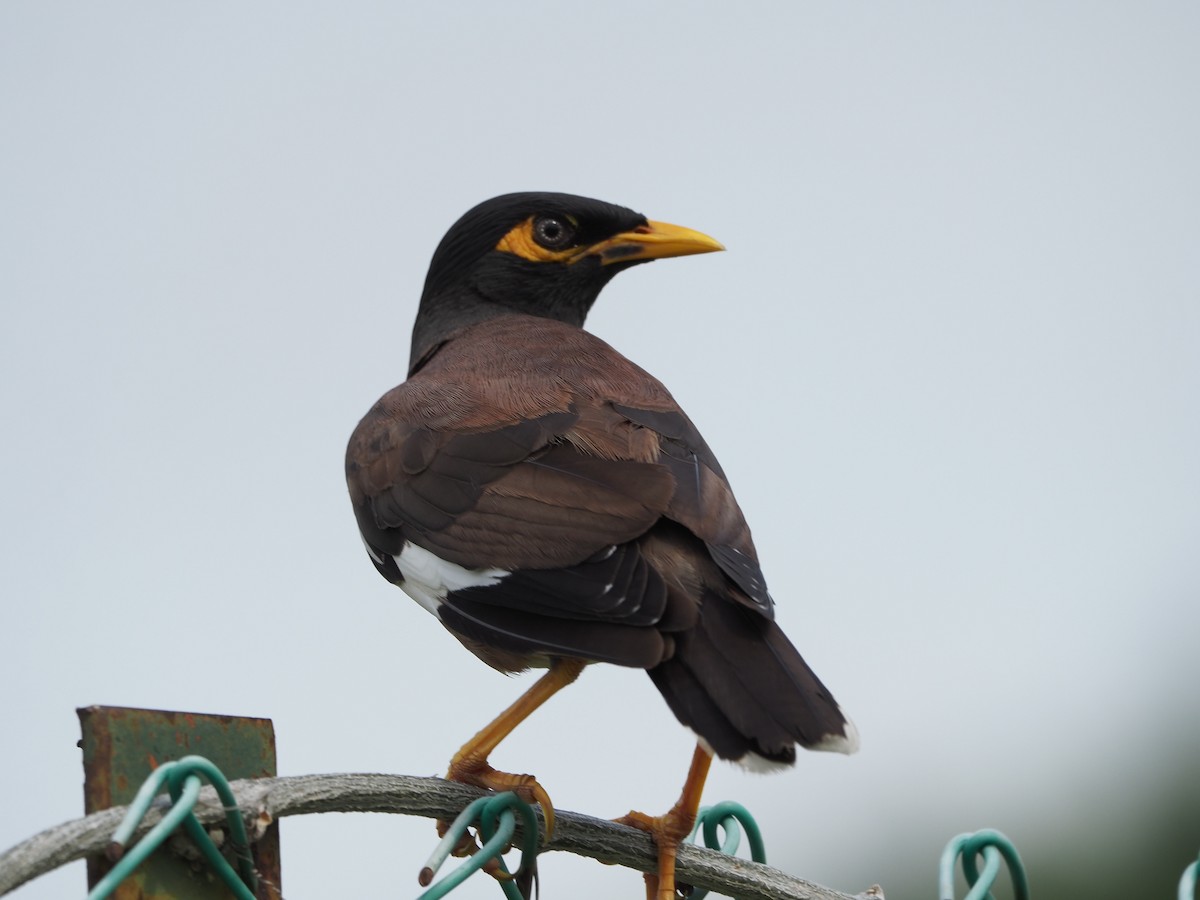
[{"xmin": 409, "ymin": 192, "xmax": 723, "ymax": 373}]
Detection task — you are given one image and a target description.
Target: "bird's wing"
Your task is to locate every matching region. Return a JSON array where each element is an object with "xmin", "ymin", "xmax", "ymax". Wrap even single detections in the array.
[
  {"xmin": 612, "ymin": 403, "xmax": 774, "ymax": 616},
  {"xmin": 346, "ymin": 319, "xmax": 773, "ymax": 666},
  {"xmin": 347, "ymin": 395, "xmax": 681, "ymax": 666}
]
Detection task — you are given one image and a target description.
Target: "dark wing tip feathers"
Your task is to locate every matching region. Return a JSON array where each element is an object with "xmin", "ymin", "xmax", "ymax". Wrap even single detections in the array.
[{"xmin": 651, "ymin": 589, "xmax": 854, "ymax": 762}]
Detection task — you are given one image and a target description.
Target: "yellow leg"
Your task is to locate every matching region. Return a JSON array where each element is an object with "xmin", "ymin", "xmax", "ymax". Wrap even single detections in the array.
[
  {"xmin": 445, "ymin": 657, "xmax": 585, "ymax": 839},
  {"xmin": 616, "ymin": 743, "xmax": 714, "ymax": 900}
]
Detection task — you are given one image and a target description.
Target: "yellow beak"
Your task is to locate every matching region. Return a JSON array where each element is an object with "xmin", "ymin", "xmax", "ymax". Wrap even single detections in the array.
[{"xmin": 586, "ymin": 219, "xmax": 725, "ymax": 265}]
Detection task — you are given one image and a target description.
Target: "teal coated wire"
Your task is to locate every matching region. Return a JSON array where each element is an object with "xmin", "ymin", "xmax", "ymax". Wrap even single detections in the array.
[
  {"xmin": 86, "ymin": 771, "xmax": 205, "ymax": 900},
  {"xmin": 939, "ymin": 830, "xmax": 1030, "ymax": 900},
  {"xmin": 420, "ymin": 797, "xmax": 495, "ymax": 888},
  {"xmin": 687, "ymin": 802, "xmax": 766, "ymax": 900},
  {"xmin": 960, "ymin": 845, "xmax": 1003, "ymax": 900},
  {"xmin": 166, "ymin": 756, "xmax": 258, "ymax": 891},
  {"xmin": 418, "ymin": 792, "xmax": 539, "ymax": 900},
  {"xmin": 477, "ymin": 794, "xmax": 538, "ymax": 900},
  {"xmin": 1180, "ymin": 855, "xmax": 1198, "ymax": 900},
  {"xmin": 86, "ymin": 756, "xmax": 258, "ymax": 900},
  {"xmin": 105, "ymin": 760, "xmax": 178, "ymax": 850}
]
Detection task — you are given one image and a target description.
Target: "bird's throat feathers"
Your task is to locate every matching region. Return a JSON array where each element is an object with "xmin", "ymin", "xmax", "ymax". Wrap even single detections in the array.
[{"xmin": 409, "ymin": 258, "xmax": 621, "ymax": 375}]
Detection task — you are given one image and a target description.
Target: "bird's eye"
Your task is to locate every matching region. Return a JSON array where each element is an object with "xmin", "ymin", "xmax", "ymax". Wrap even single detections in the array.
[{"xmin": 532, "ymin": 216, "xmax": 576, "ymax": 251}]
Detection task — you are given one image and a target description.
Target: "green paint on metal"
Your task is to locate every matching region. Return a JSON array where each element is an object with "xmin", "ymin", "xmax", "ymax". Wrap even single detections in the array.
[{"xmin": 79, "ymin": 706, "xmax": 280, "ymax": 900}]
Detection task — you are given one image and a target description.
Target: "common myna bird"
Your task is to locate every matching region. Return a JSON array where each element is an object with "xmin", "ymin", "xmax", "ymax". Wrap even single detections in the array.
[{"xmin": 346, "ymin": 192, "xmax": 857, "ymax": 899}]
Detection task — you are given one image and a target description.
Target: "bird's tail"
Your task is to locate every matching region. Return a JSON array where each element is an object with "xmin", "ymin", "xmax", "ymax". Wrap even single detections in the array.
[{"xmin": 648, "ymin": 589, "xmax": 858, "ymax": 768}]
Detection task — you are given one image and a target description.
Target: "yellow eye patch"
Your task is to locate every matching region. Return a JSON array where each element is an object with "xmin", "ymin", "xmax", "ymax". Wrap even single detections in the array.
[{"xmin": 495, "ymin": 217, "xmax": 584, "ymax": 263}]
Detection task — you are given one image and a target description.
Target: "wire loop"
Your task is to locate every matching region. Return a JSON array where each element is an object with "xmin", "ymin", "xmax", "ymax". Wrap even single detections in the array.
[
  {"xmin": 687, "ymin": 802, "xmax": 767, "ymax": 900},
  {"xmin": 87, "ymin": 755, "xmax": 258, "ymax": 900},
  {"xmin": 938, "ymin": 829, "xmax": 1029, "ymax": 900},
  {"xmin": 418, "ymin": 792, "xmax": 539, "ymax": 900}
]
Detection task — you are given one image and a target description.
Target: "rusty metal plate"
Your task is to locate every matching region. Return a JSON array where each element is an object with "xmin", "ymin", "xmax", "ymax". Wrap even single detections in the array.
[{"xmin": 79, "ymin": 705, "xmax": 281, "ymax": 900}]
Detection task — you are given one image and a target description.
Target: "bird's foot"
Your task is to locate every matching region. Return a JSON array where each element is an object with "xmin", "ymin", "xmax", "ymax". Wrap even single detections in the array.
[
  {"xmin": 445, "ymin": 756, "xmax": 556, "ymax": 841},
  {"xmin": 614, "ymin": 801, "xmax": 698, "ymax": 900}
]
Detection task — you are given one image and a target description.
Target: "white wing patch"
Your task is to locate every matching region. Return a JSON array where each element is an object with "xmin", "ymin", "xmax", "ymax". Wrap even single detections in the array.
[{"xmin": 393, "ymin": 542, "xmax": 509, "ymax": 616}]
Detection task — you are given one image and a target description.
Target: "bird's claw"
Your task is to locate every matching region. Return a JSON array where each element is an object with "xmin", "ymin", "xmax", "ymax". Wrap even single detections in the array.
[
  {"xmin": 614, "ymin": 805, "xmax": 697, "ymax": 900},
  {"xmin": 446, "ymin": 759, "xmax": 557, "ymax": 840}
]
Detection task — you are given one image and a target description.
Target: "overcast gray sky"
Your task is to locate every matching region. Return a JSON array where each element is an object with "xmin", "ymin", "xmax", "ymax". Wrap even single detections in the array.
[{"xmin": 3, "ymin": 4, "xmax": 1199, "ymax": 899}]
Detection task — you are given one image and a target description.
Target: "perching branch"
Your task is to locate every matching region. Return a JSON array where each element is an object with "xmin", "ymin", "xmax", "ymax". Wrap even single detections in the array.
[{"xmin": 0, "ymin": 772, "xmax": 868, "ymax": 900}]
